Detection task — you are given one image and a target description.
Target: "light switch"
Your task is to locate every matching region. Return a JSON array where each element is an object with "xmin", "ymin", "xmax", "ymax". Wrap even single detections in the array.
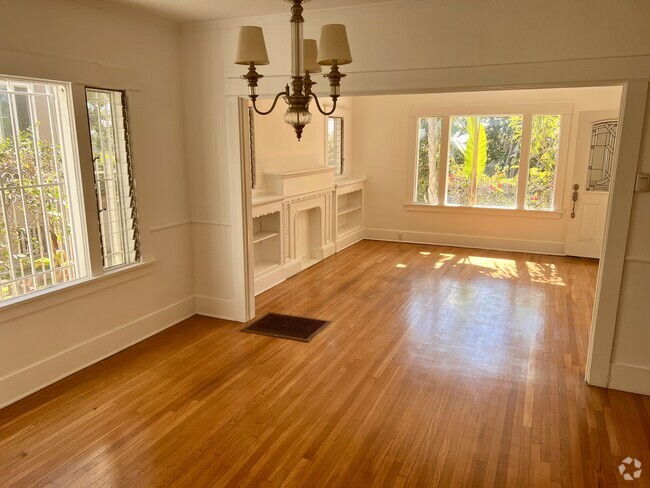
[{"xmin": 635, "ymin": 173, "xmax": 650, "ymax": 192}]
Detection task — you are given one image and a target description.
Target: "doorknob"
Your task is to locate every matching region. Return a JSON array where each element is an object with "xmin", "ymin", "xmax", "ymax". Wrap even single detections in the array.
[{"xmin": 571, "ymin": 184, "xmax": 579, "ymax": 218}]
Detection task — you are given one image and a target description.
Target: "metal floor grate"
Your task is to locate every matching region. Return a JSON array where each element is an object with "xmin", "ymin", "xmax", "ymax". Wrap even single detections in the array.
[{"xmin": 242, "ymin": 313, "xmax": 330, "ymax": 342}]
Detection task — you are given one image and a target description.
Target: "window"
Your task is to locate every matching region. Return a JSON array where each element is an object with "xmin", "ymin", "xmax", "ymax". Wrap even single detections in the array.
[
  {"xmin": 586, "ymin": 120, "xmax": 617, "ymax": 192},
  {"xmin": 86, "ymin": 88, "xmax": 140, "ymax": 269},
  {"xmin": 525, "ymin": 115, "xmax": 561, "ymax": 210},
  {"xmin": 327, "ymin": 116, "xmax": 344, "ymax": 175},
  {"xmin": 414, "ymin": 113, "xmax": 563, "ymax": 211},
  {"xmin": 415, "ymin": 117, "xmax": 442, "ymax": 204},
  {"xmin": 0, "ymin": 77, "xmax": 86, "ymax": 301}
]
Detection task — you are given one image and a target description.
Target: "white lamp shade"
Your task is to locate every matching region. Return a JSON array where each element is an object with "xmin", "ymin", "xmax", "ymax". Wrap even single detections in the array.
[
  {"xmin": 317, "ymin": 24, "xmax": 352, "ymax": 66},
  {"xmin": 303, "ymin": 39, "xmax": 322, "ymax": 73},
  {"xmin": 235, "ymin": 26, "xmax": 269, "ymax": 65}
]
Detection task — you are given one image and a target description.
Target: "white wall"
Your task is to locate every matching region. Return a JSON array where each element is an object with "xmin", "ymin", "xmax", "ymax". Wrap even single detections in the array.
[
  {"xmin": 253, "ymin": 97, "xmax": 354, "ymax": 192},
  {"xmin": 350, "ymin": 87, "xmax": 621, "ymax": 254},
  {"xmin": 181, "ymin": 0, "xmax": 650, "ymax": 394},
  {"xmin": 0, "ymin": 0, "xmax": 194, "ymax": 407},
  {"xmin": 254, "ymin": 98, "xmax": 326, "ymax": 191}
]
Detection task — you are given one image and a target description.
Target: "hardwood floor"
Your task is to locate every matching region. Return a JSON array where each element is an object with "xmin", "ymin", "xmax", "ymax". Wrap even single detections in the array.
[{"xmin": 1, "ymin": 240, "xmax": 649, "ymax": 487}]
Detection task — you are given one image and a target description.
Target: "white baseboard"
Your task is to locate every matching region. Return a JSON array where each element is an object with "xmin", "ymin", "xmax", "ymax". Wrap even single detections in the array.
[
  {"xmin": 0, "ymin": 296, "xmax": 196, "ymax": 409},
  {"xmin": 364, "ymin": 228, "xmax": 566, "ymax": 256},
  {"xmin": 254, "ymin": 267, "xmax": 286, "ymax": 296},
  {"xmin": 608, "ymin": 363, "xmax": 650, "ymax": 396},
  {"xmin": 337, "ymin": 229, "xmax": 364, "ymax": 252},
  {"xmin": 195, "ymin": 295, "xmax": 237, "ymax": 321},
  {"xmin": 321, "ymin": 242, "xmax": 336, "ymax": 259}
]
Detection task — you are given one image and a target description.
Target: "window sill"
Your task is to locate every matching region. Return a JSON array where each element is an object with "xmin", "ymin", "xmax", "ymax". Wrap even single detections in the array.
[
  {"xmin": 0, "ymin": 260, "xmax": 155, "ymax": 325},
  {"xmin": 404, "ymin": 203, "xmax": 564, "ymax": 219}
]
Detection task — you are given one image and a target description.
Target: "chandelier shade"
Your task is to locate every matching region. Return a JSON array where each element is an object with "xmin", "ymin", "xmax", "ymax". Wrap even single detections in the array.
[
  {"xmin": 235, "ymin": 1, "xmax": 351, "ymax": 140},
  {"xmin": 317, "ymin": 24, "xmax": 352, "ymax": 66},
  {"xmin": 235, "ymin": 26, "xmax": 269, "ymax": 65},
  {"xmin": 303, "ymin": 39, "xmax": 322, "ymax": 73}
]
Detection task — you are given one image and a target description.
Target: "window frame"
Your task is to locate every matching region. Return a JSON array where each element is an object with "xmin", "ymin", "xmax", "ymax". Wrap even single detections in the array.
[
  {"xmin": 0, "ymin": 74, "xmax": 147, "ymax": 308},
  {"xmin": 84, "ymin": 87, "xmax": 141, "ymax": 270},
  {"xmin": 0, "ymin": 75, "xmax": 90, "ymax": 302},
  {"xmin": 326, "ymin": 115, "xmax": 344, "ymax": 176},
  {"xmin": 407, "ymin": 105, "xmax": 572, "ymax": 217}
]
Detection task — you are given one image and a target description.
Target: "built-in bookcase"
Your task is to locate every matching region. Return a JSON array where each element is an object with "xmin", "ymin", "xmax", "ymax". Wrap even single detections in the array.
[
  {"xmin": 335, "ymin": 179, "xmax": 364, "ymax": 251},
  {"xmin": 252, "ymin": 211, "xmax": 281, "ymax": 276},
  {"xmin": 336, "ymin": 190, "xmax": 363, "ymax": 237}
]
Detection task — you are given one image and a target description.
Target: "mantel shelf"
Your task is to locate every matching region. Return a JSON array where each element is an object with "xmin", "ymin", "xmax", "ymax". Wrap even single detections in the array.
[{"xmin": 265, "ymin": 166, "xmax": 335, "ymax": 178}]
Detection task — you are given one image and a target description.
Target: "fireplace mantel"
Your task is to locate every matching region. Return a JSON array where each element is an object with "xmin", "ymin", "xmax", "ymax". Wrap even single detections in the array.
[{"xmin": 265, "ymin": 166, "xmax": 335, "ymax": 196}]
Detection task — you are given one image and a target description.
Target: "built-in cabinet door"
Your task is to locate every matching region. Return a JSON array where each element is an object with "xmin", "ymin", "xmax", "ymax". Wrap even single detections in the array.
[{"xmin": 565, "ymin": 111, "xmax": 618, "ymax": 258}]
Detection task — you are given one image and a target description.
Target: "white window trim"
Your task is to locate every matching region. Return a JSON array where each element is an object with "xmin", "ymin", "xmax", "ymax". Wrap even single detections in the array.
[
  {"xmin": 325, "ymin": 115, "xmax": 344, "ymax": 176},
  {"xmin": 0, "ymin": 76, "xmax": 90, "ymax": 299},
  {"xmin": 407, "ymin": 107, "xmax": 573, "ymax": 215},
  {"xmin": 403, "ymin": 202, "xmax": 563, "ymax": 219},
  {"xmin": 0, "ymin": 76, "xmax": 147, "ymax": 308},
  {"xmin": 0, "ymin": 260, "xmax": 154, "ymax": 324}
]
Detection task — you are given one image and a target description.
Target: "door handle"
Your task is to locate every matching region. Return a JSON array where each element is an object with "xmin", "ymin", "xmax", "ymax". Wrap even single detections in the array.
[{"xmin": 571, "ymin": 184, "xmax": 579, "ymax": 218}]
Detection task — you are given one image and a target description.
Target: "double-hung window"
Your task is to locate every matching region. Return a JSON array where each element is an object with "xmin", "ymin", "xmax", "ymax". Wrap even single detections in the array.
[
  {"xmin": 415, "ymin": 113, "xmax": 563, "ymax": 211},
  {"xmin": 0, "ymin": 76, "xmax": 140, "ymax": 303}
]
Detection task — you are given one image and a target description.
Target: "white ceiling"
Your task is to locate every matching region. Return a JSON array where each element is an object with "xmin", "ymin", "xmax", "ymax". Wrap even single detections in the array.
[{"xmin": 103, "ymin": 0, "xmax": 404, "ymax": 23}]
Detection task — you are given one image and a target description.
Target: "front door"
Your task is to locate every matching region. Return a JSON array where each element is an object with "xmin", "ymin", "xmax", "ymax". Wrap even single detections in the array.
[{"xmin": 565, "ymin": 111, "xmax": 618, "ymax": 258}]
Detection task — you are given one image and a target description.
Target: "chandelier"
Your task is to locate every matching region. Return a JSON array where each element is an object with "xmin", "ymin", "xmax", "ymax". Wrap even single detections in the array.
[{"xmin": 235, "ymin": 0, "xmax": 352, "ymax": 141}]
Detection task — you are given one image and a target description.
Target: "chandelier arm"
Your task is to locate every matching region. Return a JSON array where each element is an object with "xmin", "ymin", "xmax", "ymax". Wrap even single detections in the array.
[
  {"xmin": 251, "ymin": 90, "xmax": 286, "ymax": 116},
  {"xmin": 309, "ymin": 93, "xmax": 338, "ymax": 116}
]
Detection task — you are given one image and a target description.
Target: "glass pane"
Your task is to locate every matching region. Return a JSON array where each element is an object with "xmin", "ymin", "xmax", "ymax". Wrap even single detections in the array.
[
  {"xmin": 86, "ymin": 88, "xmax": 140, "ymax": 269},
  {"xmin": 0, "ymin": 78, "xmax": 79, "ymax": 301},
  {"xmin": 415, "ymin": 117, "xmax": 442, "ymax": 204},
  {"xmin": 587, "ymin": 120, "xmax": 617, "ymax": 192},
  {"xmin": 446, "ymin": 116, "xmax": 472, "ymax": 206},
  {"xmin": 475, "ymin": 116, "xmax": 522, "ymax": 208},
  {"xmin": 526, "ymin": 115, "xmax": 561, "ymax": 210},
  {"xmin": 327, "ymin": 116, "xmax": 343, "ymax": 175}
]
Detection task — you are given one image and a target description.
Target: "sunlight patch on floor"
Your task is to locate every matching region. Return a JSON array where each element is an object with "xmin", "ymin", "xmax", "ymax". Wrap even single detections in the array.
[
  {"xmin": 526, "ymin": 262, "xmax": 565, "ymax": 286},
  {"xmin": 461, "ymin": 256, "xmax": 519, "ymax": 279}
]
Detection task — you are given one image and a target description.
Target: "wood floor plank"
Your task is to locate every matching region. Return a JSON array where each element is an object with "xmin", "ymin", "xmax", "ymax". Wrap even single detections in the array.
[{"xmin": 1, "ymin": 240, "xmax": 649, "ymax": 487}]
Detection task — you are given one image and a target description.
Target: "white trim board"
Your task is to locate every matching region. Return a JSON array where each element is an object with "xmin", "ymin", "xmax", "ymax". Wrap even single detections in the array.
[
  {"xmin": 195, "ymin": 296, "xmax": 238, "ymax": 321},
  {"xmin": 364, "ymin": 228, "xmax": 565, "ymax": 256},
  {"xmin": 608, "ymin": 363, "xmax": 650, "ymax": 396},
  {"xmin": 0, "ymin": 296, "xmax": 195, "ymax": 409}
]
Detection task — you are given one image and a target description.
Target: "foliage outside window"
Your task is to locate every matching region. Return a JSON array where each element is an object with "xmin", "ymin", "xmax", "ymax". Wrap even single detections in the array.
[
  {"xmin": 327, "ymin": 116, "xmax": 344, "ymax": 175},
  {"xmin": 525, "ymin": 115, "xmax": 561, "ymax": 209},
  {"xmin": 415, "ymin": 117, "xmax": 442, "ymax": 204},
  {"xmin": 416, "ymin": 113, "xmax": 561, "ymax": 211},
  {"xmin": 0, "ymin": 78, "xmax": 83, "ymax": 301},
  {"xmin": 86, "ymin": 89, "xmax": 140, "ymax": 269}
]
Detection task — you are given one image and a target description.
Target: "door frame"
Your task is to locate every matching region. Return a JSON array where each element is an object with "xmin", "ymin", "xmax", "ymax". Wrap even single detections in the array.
[
  {"xmin": 585, "ymin": 81, "xmax": 648, "ymax": 386},
  {"xmin": 233, "ymin": 80, "xmax": 648, "ymax": 388}
]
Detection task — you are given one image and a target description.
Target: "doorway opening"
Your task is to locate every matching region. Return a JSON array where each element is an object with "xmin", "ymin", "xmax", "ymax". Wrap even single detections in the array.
[{"xmin": 238, "ymin": 83, "xmax": 632, "ymax": 387}]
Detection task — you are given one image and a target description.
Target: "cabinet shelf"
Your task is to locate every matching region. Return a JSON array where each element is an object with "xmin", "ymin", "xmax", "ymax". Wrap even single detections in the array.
[
  {"xmin": 335, "ymin": 187, "xmax": 363, "ymax": 252},
  {"xmin": 336, "ymin": 224, "xmax": 360, "ymax": 237},
  {"xmin": 253, "ymin": 231, "xmax": 279, "ymax": 244},
  {"xmin": 254, "ymin": 261, "xmax": 280, "ymax": 275},
  {"xmin": 337, "ymin": 205, "xmax": 362, "ymax": 216}
]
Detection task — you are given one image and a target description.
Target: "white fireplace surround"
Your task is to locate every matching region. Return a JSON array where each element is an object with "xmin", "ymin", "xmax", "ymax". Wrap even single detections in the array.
[{"xmin": 251, "ymin": 167, "xmax": 364, "ymax": 294}]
